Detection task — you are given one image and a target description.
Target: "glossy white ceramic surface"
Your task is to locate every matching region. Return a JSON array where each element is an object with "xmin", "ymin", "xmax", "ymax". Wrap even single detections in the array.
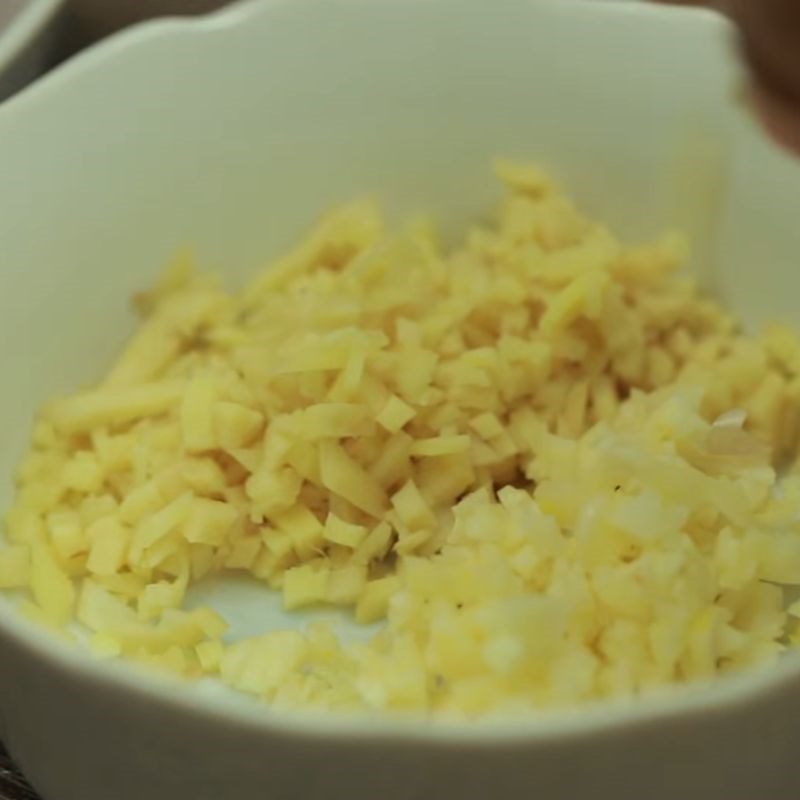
[{"xmin": 2, "ymin": 2, "xmax": 800, "ymax": 798}]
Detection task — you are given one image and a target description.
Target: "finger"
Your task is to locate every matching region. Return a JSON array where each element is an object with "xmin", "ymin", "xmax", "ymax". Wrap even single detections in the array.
[
  {"xmin": 750, "ymin": 85, "xmax": 800, "ymax": 156},
  {"xmin": 726, "ymin": 0, "xmax": 800, "ymax": 154},
  {"xmin": 728, "ymin": 0, "xmax": 800, "ymax": 102}
]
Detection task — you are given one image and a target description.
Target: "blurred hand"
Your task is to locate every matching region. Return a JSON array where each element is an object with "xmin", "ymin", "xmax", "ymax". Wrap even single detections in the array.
[
  {"xmin": 728, "ymin": 0, "xmax": 800, "ymax": 154},
  {"xmin": 656, "ymin": 0, "xmax": 800, "ymax": 154}
]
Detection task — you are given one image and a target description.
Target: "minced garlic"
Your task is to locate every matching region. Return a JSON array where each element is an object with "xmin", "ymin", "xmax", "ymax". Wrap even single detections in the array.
[{"xmin": 4, "ymin": 160, "xmax": 800, "ymax": 716}]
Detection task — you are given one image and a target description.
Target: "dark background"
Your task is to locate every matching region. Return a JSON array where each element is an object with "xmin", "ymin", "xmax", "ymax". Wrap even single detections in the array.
[{"xmin": 0, "ymin": 752, "xmax": 38, "ymax": 800}]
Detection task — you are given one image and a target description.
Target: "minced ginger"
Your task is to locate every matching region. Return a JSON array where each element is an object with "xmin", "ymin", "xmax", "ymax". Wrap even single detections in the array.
[{"xmin": 4, "ymin": 161, "xmax": 800, "ymax": 716}]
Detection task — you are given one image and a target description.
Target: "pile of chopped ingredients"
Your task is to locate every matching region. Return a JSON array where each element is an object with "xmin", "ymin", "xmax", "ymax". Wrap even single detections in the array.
[{"xmin": 3, "ymin": 161, "xmax": 800, "ymax": 716}]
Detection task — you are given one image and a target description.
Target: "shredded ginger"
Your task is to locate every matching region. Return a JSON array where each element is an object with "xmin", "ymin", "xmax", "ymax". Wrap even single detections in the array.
[{"xmin": 5, "ymin": 160, "xmax": 800, "ymax": 716}]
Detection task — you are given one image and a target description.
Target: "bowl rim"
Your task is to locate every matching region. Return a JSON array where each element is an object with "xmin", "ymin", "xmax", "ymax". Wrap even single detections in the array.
[
  {"xmin": 0, "ymin": 0, "xmax": 64, "ymax": 80},
  {"xmin": 1, "ymin": 0, "xmax": 789, "ymax": 747}
]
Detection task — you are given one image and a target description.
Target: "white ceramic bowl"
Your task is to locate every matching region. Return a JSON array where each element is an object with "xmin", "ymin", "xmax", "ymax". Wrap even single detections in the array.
[
  {"xmin": 3, "ymin": 1, "xmax": 800, "ymax": 798},
  {"xmin": 0, "ymin": 0, "xmax": 64, "ymax": 100}
]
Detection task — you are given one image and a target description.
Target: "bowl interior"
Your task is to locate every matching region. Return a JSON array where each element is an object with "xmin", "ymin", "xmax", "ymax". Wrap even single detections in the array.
[{"xmin": 1, "ymin": 0, "xmax": 800, "ymax": 641}]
